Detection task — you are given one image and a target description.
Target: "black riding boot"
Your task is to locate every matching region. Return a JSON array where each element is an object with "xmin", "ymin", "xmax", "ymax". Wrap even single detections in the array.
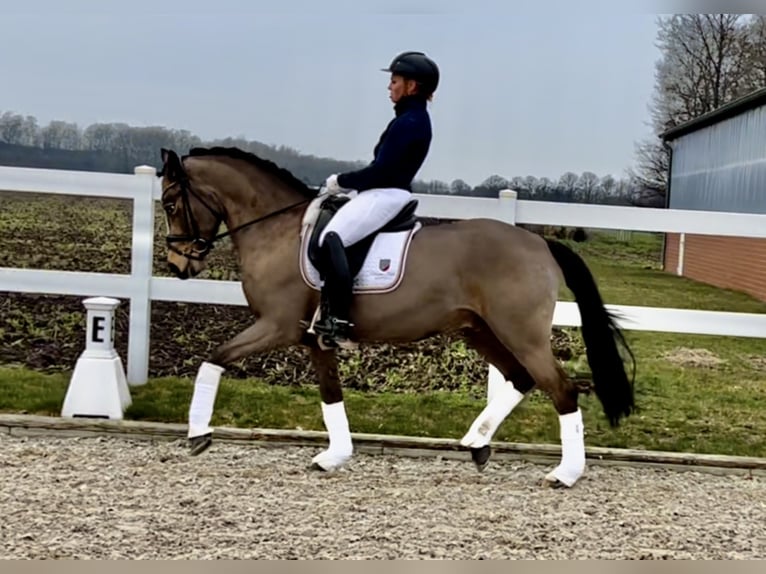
[{"xmin": 313, "ymin": 231, "xmax": 354, "ymax": 346}]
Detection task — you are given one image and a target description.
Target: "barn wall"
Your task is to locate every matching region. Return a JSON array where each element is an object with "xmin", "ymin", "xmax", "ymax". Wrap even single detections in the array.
[
  {"xmin": 667, "ymin": 104, "xmax": 766, "ymax": 214},
  {"xmin": 670, "ymin": 234, "xmax": 766, "ymax": 302},
  {"xmin": 663, "ymin": 233, "xmax": 680, "ymax": 274}
]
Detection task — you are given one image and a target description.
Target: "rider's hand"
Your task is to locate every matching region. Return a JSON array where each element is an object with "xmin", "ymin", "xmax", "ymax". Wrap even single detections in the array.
[{"xmin": 324, "ymin": 174, "xmax": 344, "ymax": 195}]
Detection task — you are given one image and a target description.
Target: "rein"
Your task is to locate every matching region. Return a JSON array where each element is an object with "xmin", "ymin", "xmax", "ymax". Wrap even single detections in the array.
[{"xmin": 162, "ymin": 179, "xmax": 313, "ymax": 261}]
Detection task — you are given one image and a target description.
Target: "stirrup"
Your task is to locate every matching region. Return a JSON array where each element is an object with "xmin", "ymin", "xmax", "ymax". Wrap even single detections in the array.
[
  {"xmin": 313, "ymin": 316, "xmax": 353, "ymax": 337},
  {"xmin": 306, "ymin": 309, "xmax": 356, "ymax": 350}
]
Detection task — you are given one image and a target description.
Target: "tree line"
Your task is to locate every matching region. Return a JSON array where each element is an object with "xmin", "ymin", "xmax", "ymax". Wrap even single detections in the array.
[
  {"xmin": 412, "ymin": 172, "xmax": 634, "ymax": 205},
  {"xmin": 0, "ymin": 116, "xmax": 640, "ymax": 206},
  {"xmin": 0, "ymin": 121, "xmax": 361, "ymax": 188}
]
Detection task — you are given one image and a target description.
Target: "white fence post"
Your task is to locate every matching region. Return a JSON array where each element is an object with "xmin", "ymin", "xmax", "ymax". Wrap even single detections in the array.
[
  {"xmin": 128, "ymin": 165, "xmax": 157, "ymax": 385},
  {"xmin": 486, "ymin": 189, "xmax": 519, "ymax": 402},
  {"xmin": 498, "ymin": 188, "xmax": 518, "ymax": 224},
  {"xmin": 677, "ymin": 233, "xmax": 686, "ymax": 276}
]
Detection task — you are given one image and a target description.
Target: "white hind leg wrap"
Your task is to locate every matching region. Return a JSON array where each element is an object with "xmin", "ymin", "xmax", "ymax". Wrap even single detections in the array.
[
  {"xmin": 187, "ymin": 361, "xmax": 224, "ymax": 438},
  {"xmin": 546, "ymin": 408, "xmax": 586, "ymax": 486},
  {"xmin": 461, "ymin": 382, "xmax": 525, "ymax": 448}
]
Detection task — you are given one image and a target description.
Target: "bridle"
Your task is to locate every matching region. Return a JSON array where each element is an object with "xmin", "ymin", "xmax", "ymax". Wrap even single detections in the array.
[{"xmin": 162, "ymin": 177, "xmax": 312, "ymax": 261}]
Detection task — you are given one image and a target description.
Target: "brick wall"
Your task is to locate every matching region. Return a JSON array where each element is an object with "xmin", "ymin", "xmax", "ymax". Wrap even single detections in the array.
[{"xmin": 663, "ymin": 233, "xmax": 766, "ymax": 302}]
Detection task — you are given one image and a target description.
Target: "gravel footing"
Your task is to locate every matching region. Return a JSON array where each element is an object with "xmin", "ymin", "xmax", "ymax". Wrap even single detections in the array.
[{"xmin": 1, "ymin": 434, "xmax": 764, "ymax": 559}]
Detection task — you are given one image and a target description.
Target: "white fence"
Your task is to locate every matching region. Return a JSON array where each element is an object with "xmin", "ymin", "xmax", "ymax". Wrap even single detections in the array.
[{"xmin": 2, "ymin": 163, "xmax": 766, "ymax": 386}]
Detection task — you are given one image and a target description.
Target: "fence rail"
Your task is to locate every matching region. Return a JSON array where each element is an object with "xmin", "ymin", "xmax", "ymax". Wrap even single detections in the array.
[{"xmin": 2, "ymin": 164, "xmax": 766, "ymax": 385}]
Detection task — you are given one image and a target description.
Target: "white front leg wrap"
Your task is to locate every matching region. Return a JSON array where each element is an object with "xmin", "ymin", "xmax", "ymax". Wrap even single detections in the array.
[
  {"xmin": 311, "ymin": 401, "xmax": 353, "ymax": 471},
  {"xmin": 461, "ymin": 382, "xmax": 525, "ymax": 448},
  {"xmin": 187, "ymin": 361, "xmax": 224, "ymax": 438},
  {"xmin": 546, "ymin": 408, "xmax": 586, "ymax": 487}
]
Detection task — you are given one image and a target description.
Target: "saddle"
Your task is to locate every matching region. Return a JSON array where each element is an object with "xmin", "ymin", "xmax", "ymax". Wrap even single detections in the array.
[{"xmin": 306, "ymin": 194, "xmax": 420, "ymax": 280}]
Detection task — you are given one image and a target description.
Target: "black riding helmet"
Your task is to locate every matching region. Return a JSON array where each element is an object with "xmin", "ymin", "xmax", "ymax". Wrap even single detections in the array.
[{"xmin": 382, "ymin": 51, "xmax": 440, "ymax": 96}]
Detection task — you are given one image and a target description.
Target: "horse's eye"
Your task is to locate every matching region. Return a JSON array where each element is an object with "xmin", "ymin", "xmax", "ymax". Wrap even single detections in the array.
[{"xmin": 163, "ymin": 202, "xmax": 176, "ymax": 215}]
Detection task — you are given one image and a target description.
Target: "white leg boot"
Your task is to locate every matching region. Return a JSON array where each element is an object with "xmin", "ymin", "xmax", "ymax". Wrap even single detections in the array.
[
  {"xmin": 461, "ymin": 382, "xmax": 525, "ymax": 448},
  {"xmin": 486, "ymin": 365, "xmax": 506, "ymax": 404},
  {"xmin": 187, "ymin": 361, "xmax": 224, "ymax": 439},
  {"xmin": 545, "ymin": 408, "xmax": 586, "ymax": 487},
  {"xmin": 311, "ymin": 401, "xmax": 353, "ymax": 471}
]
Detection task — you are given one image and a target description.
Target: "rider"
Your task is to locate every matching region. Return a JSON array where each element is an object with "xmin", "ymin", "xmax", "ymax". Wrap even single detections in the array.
[{"xmin": 312, "ymin": 50, "xmax": 440, "ymax": 347}]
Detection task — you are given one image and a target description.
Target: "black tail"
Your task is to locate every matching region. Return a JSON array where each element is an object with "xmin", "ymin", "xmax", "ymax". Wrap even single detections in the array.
[{"xmin": 545, "ymin": 238, "xmax": 636, "ymax": 427}]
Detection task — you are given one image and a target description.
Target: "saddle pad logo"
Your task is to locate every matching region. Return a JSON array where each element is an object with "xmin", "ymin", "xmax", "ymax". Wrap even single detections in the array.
[{"xmin": 379, "ymin": 258, "xmax": 391, "ymax": 272}]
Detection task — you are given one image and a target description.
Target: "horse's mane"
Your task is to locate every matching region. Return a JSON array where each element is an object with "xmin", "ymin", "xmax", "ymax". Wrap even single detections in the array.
[{"xmin": 185, "ymin": 146, "xmax": 319, "ymax": 199}]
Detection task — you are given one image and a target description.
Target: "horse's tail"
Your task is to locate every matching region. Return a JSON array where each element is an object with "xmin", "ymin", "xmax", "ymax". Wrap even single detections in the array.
[{"xmin": 544, "ymin": 238, "xmax": 636, "ymax": 427}]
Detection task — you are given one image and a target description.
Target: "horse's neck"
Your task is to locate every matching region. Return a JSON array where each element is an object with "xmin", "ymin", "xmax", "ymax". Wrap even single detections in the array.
[
  {"xmin": 216, "ymin": 172, "xmax": 306, "ymax": 254},
  {"xmin": 229, "ymin": 206, "xmax": 304, "ymax": 289},
  {"xmin": 217, "ymin": 169, "xmax": 307, "ymax": 234}
]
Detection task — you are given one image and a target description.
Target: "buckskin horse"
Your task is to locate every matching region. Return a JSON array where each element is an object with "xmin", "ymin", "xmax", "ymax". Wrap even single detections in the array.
[{"xmin": 158, "ymin": 146, "xmax": 635, "ymax": 488}]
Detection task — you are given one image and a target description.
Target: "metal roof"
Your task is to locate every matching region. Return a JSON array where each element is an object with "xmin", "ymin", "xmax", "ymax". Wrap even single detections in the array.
[{"xmin": 660, "ymin": 86, "xmax": 766, "ymax": 141}]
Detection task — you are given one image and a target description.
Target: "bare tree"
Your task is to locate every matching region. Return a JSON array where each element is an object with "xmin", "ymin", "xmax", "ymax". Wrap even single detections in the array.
[
  {"xmin": 84, "ymin": 123, "xmax": 119, "ymax": 151},
  {"xmin": 599, "ymin": 174, "xmax": 617, "ymax": 198},
  {"xmin": 508, "ymin": 176, "xmax": 527, "ymax": 195},
  {"xmin": 743, "ymin": 15, "xmax": 766, "ymax": 87},
  {"xmin": 557, "ymin": 171, "xmax": 579, "ymax": 199},
  {"xmin": 2, "ymin": 112, "xmax": 26, "ymax": 144},
  {"xmin": 631, "ymin": 14, "xmax": 761, "ymax": 205},
  {"xmin": 41, "ymin": 120, "xmax": 83, "ymax": 150},
  {"xmin": 523, "ymin": 175, "xmax": 538, "ymax": 197},
  {"xmin": 427, "ymin": 180, "xmax": 450, "ymax": 194},
  {"xmin": 534, "ymin": 176, "xmax": 553, "ymax": 199},
  {"xmin": 473, "ymin": 174, "xmax": 511, "ymax": 197},
  {"xmin": 654, "ymin": 15, "xmax": 751, "ymax": 126},
  {"xmin": 172, "ymin": 129, "xmax": 203, "ymax": 153},
  {"xmin": 449, "ymin": 178, "xmax": 471, "ymax": 195},
  {"xmin": 0, "ymin": 112, "xmax": 38, "ymax": 146},
  {"xmin": 627, "ymin": 138, "xmax": 669, "ymax": 206},
  {"xmin": 576, "ymin": 171, "xmax": 600, "ymax": 203}
]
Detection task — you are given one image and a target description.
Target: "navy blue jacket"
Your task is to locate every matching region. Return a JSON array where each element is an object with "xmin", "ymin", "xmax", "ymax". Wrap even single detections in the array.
[{"xmin": 337, "ymin": 95, "xmax": 432, "ymax": 192}]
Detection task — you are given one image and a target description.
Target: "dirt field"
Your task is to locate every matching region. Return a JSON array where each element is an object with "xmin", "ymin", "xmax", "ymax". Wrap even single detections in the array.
[{"xmin": 1, "ymin": 433, "xmax": 764, "ymax": 560}]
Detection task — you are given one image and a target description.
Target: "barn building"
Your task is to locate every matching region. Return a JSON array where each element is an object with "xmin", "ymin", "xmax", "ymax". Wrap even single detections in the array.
[{"xmin": 660, "ymin": 86, "xmax": 766, "ymax": 302}]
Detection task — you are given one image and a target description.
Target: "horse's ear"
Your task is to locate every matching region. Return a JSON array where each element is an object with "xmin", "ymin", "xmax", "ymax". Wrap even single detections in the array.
[
  {"xmin": 161, "ymin": 147, "xmax": 178, "ymax": 165},
  {"xmin": 160, "ymin": 148, "xmax": 183, "ymax": 178}
]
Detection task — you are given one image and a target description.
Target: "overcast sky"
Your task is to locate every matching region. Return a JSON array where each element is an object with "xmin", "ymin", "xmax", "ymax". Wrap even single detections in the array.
[{"xmin": 2, "ymin": 0, "xmax": 663, "ymax": 186}]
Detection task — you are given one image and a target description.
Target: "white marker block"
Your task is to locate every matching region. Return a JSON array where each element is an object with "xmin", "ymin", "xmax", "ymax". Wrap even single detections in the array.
[{"xmin": 61, "ymin": 297, "xmax": 131, "ymax": 419}]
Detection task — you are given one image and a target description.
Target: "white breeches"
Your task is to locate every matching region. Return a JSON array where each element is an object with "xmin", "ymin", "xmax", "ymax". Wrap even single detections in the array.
[{"xmin": 318, "ymin": 187, "xmax": 412, "ymax": 247}]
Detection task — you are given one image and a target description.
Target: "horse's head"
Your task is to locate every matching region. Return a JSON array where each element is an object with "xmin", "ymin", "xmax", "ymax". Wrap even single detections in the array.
[{"xmin": 159, "ymin": 148, "xmax": 224, "ymax": 279}]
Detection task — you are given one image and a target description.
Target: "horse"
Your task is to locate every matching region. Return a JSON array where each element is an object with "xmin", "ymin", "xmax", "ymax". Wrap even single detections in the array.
[{"xmin": 157, "ymin": 146, "xmax": 636, "ymax": 488}]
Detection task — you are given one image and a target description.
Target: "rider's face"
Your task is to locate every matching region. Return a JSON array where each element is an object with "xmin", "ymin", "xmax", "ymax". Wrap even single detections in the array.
[{"xmin": 388, "ymin": 74, "xmax": 417, "ymax": 103}]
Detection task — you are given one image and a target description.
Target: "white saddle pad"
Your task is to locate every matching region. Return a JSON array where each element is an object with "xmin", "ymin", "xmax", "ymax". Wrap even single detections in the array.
[{"xmin": 298, "ymin": 196, "xmax": 421, "ymax": 294}]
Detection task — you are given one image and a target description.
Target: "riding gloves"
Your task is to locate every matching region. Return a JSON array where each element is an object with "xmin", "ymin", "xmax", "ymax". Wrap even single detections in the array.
[{"xmin": 324, "ymin": 174, "xmax": 345, "ymax": 195}]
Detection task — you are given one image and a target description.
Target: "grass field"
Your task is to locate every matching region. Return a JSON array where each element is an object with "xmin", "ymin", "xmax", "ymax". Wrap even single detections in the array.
[{"xmin": 2, "ymin": 192, "xmax": 766, "ymax": 457}]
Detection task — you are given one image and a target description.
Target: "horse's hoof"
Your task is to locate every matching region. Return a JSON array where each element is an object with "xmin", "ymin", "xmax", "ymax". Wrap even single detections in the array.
[
  {"xmin": 470, "ymin": 445, "xmax": 491, "ymax": 471},
  {"xmin": 542, "ymin": 477, "xmax": 569, "ymax": 489},
  {"xmin": 542, "ymin": 469, "xmax": 580, "ymax": 489},
  {"xmin": 310, "ymin": 449, "xmax": 351, "ymax": 472},
  {"xmin": 188, "ymin": 433, "xmax": 212, "ymax": 456}
]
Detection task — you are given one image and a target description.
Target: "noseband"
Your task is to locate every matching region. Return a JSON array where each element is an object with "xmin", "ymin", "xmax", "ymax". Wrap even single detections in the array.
[{"xmin": 162, "ymin": 178, "xmax": 312, "ymax": 261}]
